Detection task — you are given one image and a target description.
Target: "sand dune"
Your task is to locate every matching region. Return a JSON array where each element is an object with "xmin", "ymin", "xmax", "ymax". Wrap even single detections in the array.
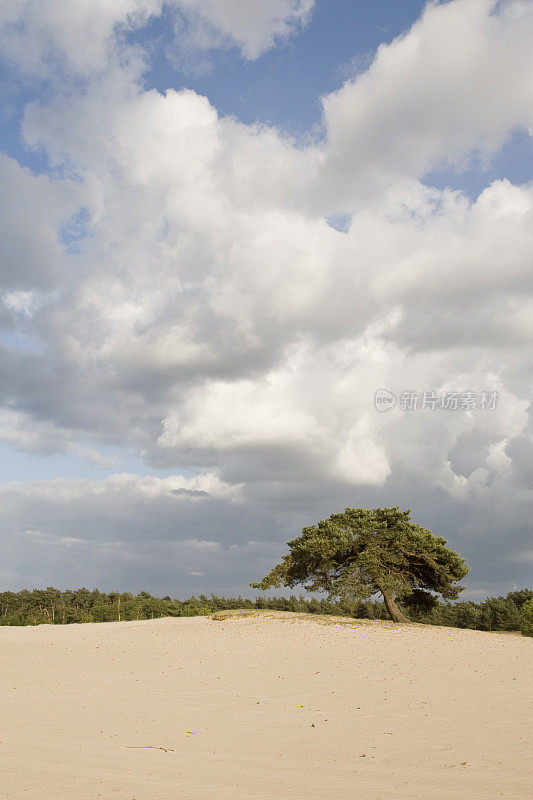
[{"xmin": 0, "ymin": 612, "xmax": 531, "ymax": 799}]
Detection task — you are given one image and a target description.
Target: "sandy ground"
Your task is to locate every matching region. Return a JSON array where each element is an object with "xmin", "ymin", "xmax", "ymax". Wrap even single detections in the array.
[{"xmin": 0, "ymin": 613, "xmax": 531, "ymax": 800}]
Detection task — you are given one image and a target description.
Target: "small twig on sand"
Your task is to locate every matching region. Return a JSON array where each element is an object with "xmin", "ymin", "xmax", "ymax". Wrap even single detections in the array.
[{"xmin": 121, "ymin": 745, "xmax": 175, "ymax": 753}]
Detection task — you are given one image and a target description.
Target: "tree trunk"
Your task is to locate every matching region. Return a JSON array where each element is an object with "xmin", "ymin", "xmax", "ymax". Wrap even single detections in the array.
[{"xmin": 380, "ymin": 588, "xmax": 409, "ymax": 623}]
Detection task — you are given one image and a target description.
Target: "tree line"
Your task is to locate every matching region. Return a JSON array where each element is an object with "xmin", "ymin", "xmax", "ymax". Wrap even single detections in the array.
[{"xmin": 0, "ymin": 585, "xmax": 532, "ymax": 632}]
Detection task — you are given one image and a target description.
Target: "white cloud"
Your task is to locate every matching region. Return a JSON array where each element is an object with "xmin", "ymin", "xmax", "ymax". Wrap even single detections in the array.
[
  {"xmin": 0, "ymin": 409, "xmax": 70, "ymax": 456},
  {"xmin": 6, "ymin": 75, "xmax": 533, "ymax": 500},
  {"xmin": 0, "ymin": 0, "xmax": 161, "ymax": 79},
  {"xmin": 172, "ymin": 0, "xmax": 315, "ymax": 60},
  {"xmin": 26, "ymin": 529, "xmax": 88, "ymax": 547},
  {"xmin": 74, "ymin": 447, "xmax": 118, "ymax": 470},
  {"xmin": 0, "ymin": 155, "xmax": 81, "ymax": 293},
  {"xmin": 320, "ymin": 0, "xmax": 533, "ymax": 209},
  {"xmin": 180, "ymin": 538, "xmax": 220, "ymax": 550},
  {"xmin": 0, "ymin": 0, "xmax": 314, "ymax": 82}
]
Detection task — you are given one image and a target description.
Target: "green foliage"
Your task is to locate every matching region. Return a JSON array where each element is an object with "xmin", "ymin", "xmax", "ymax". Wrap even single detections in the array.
[
  {"xmin": 0, "ymin": 588, "xmax": 213, "ymax": 626},
  {"xmin": 506, "ymin": 589, "xmax": 533, "ymax": 608},
  {"xmin": 179, "ymin": 602, "xmax": 212, "ymax": 616},
  {"xmin": 0, "ymin": 585, "xmax": 530, "ymax": 632},
  {"xmin": 520, "ymin": 598, "xmax": 533, "ymax": 637},
  {"xmin": 250, "ymin": 507, "xmax": 469, "ymax": 621},
  {"xmin": 452, "ymin": 601, "xmax": 484, "ymax": 629},
  {"xmin": 401, "ymin": 588, "xmax": 440, "ymax": 612},
  {"xmin": 478, "ymin": 596, "xmax": 521, "ymax": 632}
]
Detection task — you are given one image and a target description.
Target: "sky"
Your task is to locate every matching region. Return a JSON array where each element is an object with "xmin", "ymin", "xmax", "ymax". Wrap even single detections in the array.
[{"xmin": 0, "ymin": 0, "xmax": 532, "ymax": 600}]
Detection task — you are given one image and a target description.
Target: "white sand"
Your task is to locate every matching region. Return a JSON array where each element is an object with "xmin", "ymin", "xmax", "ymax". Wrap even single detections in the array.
[{"xmin": 0, "ymin": 612, "xmax": 531, "ymax": 799}]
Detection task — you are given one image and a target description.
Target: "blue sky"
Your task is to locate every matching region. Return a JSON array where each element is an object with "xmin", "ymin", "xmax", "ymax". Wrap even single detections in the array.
[
  {"xmin": 0, "ymin": 0, "xmax": 532, "ymax": 598},
  {"xmin": 3, "ymin": 1, "xmax": 531, "ymax": 193},
  {"xmin": 138, "ymin": 1, "xmax": 428, "ymax": 129}
]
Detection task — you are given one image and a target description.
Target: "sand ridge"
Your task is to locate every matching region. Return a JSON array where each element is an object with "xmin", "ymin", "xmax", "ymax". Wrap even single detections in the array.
[{"xmin": 0, "ymin": 612, "xmax": 531, "ymax": 799}]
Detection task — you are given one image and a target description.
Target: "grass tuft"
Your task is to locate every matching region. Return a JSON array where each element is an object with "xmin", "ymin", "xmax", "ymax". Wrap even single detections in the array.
[
  {"xmin": 209, "ymin": 609, "xmax": 409, "ymax": 627},
  {"xmin": 210, "ymin": 609, "xmax": 262, "ymax": 621}
]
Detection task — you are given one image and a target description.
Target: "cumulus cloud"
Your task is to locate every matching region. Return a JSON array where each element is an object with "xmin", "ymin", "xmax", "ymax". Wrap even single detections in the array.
[
  {"xmin": 0, "ymin": 0, "xmax": 160, "ymax": 79},
  {"xmin": 320, "ymin": 0, "xmax": 533, "ymax": 209},
  {"xmin": 0, "ymin": 0, "xmax": 532, "ymax": 594},
  {"xmin": 0, "ymin": 0, "xmax": 314, "ymax": 82}
]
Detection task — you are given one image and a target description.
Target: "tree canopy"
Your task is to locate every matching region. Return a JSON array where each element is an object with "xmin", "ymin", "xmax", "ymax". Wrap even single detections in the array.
[{"xmin": 250, "ymin": 507, "xmax": 470, "ymax": 622}]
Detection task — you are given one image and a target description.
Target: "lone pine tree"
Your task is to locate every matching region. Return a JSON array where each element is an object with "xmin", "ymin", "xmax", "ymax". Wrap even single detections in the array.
[{"xmin": 251, "ymin": 507, "xmax": 469, "ymax": 622}]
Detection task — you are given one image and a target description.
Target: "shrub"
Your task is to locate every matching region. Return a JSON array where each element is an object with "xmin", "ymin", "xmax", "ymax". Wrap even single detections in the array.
[
  {"xmin": 180, "ymin": 603, "xmax": 212, "ymax": 616},
  {"xmin": 519, "ymin": 598, "xmax": 533, "ymax": 637}
]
